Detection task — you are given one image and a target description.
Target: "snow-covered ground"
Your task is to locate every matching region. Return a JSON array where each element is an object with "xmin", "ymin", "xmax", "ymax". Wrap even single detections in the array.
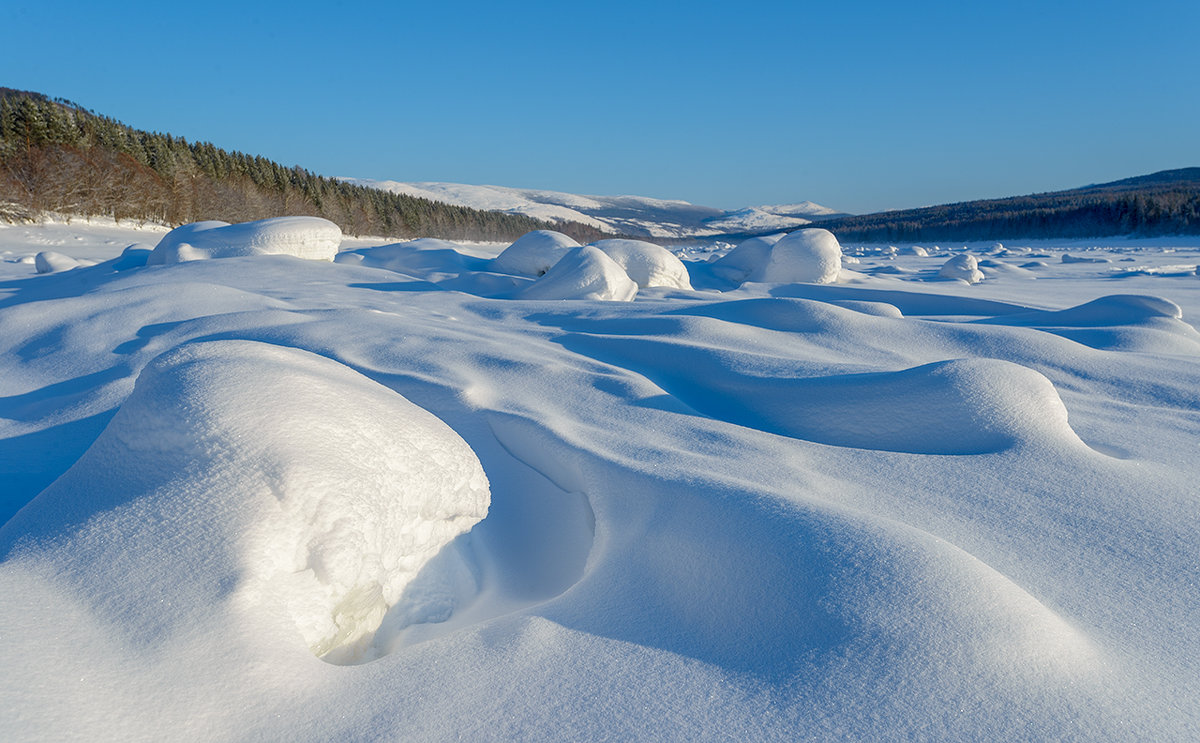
[
  {"xmin": 2, "ymin": 217, "xmax": 1199, "ymax": 741},
  {"xmin": 341, "ymin": 179, "xmax": 844, "ymax": 238}
]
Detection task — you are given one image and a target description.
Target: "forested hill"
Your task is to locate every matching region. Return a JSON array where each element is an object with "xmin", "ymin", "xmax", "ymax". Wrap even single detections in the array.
[
  {"xmin": 788, "ymin": 169, "xmax": 1200, "ymax": 243},
  {"xmin": 0, "ymin": 89, "xmax": 607, "ymax": 242}
]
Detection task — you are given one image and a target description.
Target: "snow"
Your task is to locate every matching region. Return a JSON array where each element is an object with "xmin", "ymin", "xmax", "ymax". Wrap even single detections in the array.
[
  {"xmin": 34, "ymin": 250, "xmax": 80, "ymax": 273},
  {"xmin": 939, "ymin": 252, "xmax": 985, "ymax": 283},
  {"xmin": 2, "ymin": 219, "xmax": 1200, "ymax": 740},
  {"xmin": 147, "ymin": 217, "xmax": 342, "ymax": 264},
  {"xmin": 491, "ymin": 229, "xmax": 580, "ymax": 276},
  {"xmin": 709, "ymin": 233, "xmax": 784, "ymax": 282},
  {"xmin": 588, "ymin": 238, "xmax": 693, "ymax": 290},
  {"xmin": 342, "ymin": 178, "xmax": 843, "ymax": 238},
  {"xmin": 516, "ymin": 245, "xmax": 638, "ymax": 301},
  {"xmin": 752, "ymin": 227, "xmax": 843, "ymax": 284}
]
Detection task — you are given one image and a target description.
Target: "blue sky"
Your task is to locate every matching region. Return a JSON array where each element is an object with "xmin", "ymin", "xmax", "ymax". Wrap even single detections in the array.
[{"xmin": 4, "ymin": 0, "xmax": 1197, "ymax": 213}]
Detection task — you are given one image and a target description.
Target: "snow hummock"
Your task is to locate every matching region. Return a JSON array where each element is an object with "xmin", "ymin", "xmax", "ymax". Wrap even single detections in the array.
[
  {"xmin": 491, "ymin": 230, "xmax": 580, "ymax": 276},
  {"xmin": 147, "ymin": 217, "xmax": 342, "ymax": 264},
  {"xmin": 2, "ymin": 218, "xmax": 1200, "ymax": 741},
  {"xmin": 34, "ymin": 250, "xmax": 80, "ymax": 273},
  {"xmin": 588, "ymin": 238, "xmax": 693, "ymax": 290},
  {"xmin": 939, "ymin": 253, "xmax": 985, "ymax": 283},
  {"xmin": 1, "ymin": 340, "xmax": 489, "ymax": 665},
  {"xmin": 752, "ymin": 228, "xmax": 843, "ymax": 284},
  {"xmin": 710, "ymin": 233, "xmax": 785, "ymax": 282},
  {"xmin": 517, "ymin": 245, "xmax": 638, "ymax": 301}
]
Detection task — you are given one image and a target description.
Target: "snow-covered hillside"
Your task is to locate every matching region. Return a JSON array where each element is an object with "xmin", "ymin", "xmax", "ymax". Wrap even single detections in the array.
[
  {"xmin": 342, "ymin": 178, "xmax": 844, "ymax": 238},
  {"xmin": 2, "ymin": 218, "xmax": 1200, "ymax": 741}
]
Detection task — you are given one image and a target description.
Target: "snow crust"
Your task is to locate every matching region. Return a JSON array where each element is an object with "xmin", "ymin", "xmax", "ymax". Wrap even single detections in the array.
[
  {"xmin": 2, "ymin": 220, "xmax": 1200, "ymax": 741},
  {"xmin": 147, "ymin": 217, "xmax": 342, "ymax": 264}
]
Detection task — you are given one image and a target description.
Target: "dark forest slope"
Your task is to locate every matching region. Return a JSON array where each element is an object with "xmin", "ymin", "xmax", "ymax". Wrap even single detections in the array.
[
  {"xmin": 0, "ymin": 89, "xmax": 607, "ymax": 242},
  {"xmin": 803, "ymin": 169, "xmax": 1200, "ymax": 242}
]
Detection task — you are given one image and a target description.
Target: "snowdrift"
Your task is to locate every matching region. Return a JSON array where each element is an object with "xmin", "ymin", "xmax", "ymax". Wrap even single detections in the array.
[
  {"xmin": 589, "ymin": 238, "xmax": 693, "ymax": 290},
  {"xmin": 751, "ymin": 228, "xmax": 843, "ymax": 284},
  {"xmin": 517, "ymin": 245, "xmax": 639, "ymax": 301},
  {"xmin": 491, "ymin": 230, "xmax": 580, "ymax": 276},
  {"xmin": 1, "ymin": 224, "xmax": 1199, "ymax": 741},
  {"xmin": 147, "ymin": 217, "xmax": 342, "ymax": 264},
  {"xmin": 1, "ymin": 341, "xmax": 489, "ymax": 664}
]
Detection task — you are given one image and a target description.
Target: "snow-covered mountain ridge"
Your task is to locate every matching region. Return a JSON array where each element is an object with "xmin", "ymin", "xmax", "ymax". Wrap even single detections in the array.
[{"xmin": 341, "ymin": 178, "xmax": 846, "ymax": 239}]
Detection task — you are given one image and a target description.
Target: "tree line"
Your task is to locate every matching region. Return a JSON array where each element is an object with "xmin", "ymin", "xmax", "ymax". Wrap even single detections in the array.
[
  {"xmin": 0, "ymin": 89, "xmax": 607, "ymax": 243},
  {"xmin": 802, "ymin": 169, "xmax": 1200, "ymax": 243}
]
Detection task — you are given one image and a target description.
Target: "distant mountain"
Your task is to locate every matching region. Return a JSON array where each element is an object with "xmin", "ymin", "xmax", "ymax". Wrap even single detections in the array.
[
  {"xmin": 804, "ymin": 169, "xmax": 1200, "ymax": 242},
  {"xmin": 343, "ymin": 179, "xmax": 846, "ymax": 239}
]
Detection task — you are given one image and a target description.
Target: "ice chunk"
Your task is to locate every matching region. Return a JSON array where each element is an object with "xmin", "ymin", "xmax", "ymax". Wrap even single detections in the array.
[{"xmin": 147, "ymin": 217, "xmax": 342, "ymax": 264}]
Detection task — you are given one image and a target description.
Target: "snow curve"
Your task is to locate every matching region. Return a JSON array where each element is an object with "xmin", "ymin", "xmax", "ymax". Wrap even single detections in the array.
[
  {"xmin": 147, "ymin": 217, "xmax": 342, "ymax": 264},
  {"xmin": 1, "ymin": 340, "xmax": 490, "ymax": 663}
]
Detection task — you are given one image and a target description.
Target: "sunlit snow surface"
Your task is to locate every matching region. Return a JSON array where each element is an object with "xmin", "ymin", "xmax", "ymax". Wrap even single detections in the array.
[{"xmin": 1, "ymin": 219, "xmax": 1199, "ymax": 741}]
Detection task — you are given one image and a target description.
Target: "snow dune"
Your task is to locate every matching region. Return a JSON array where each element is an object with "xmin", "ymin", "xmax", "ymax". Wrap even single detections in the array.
[{"xmin": 1, "ymin": 221, "xmax": 1199, "ymax": 740}]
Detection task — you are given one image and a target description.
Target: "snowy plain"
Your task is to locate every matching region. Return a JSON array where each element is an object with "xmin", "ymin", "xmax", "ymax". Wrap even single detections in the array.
[{"xmin": 1, "ymin": 217, "xmax": 1199, "ymax": 741}]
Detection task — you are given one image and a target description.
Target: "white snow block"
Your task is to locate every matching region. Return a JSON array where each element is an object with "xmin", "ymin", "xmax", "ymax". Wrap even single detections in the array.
[
  {"xmin": 939, "ymin": 254, "xmax": 984, "ymax": 283},
  {"xmin": 589, "ymin": 239, "xmax": 693, "ymax": 290},
  {"xmin": 1, "ymin": 341, "xmax": 489, "ymax": 663},
  {"xmin": 492, "ymin": 230, "xmax": 580, "ymax": 276},
  {"xmin": 517, "ymin": 246, "xmax": 638, "ymax": 301},
  {"xmin": 753, "ymin": 228, "xmax": 843, "ymax": 284},
  {"xmin": 710, "ymin": 233, "xmax": 784, "ymax": 282},
  {"xmin": 34, "ymin": 251, "xmax": 80, "ymax": 273},
  {"xmin": 147, "ymin": 217, "xmax": 342, "ymax": 264}
]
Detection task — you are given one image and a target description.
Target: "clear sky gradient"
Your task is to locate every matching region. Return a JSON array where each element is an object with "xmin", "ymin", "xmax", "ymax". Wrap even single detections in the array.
[{"xmin": 5, "ymin": 0, "xmax": 1197, "ymax": 213}]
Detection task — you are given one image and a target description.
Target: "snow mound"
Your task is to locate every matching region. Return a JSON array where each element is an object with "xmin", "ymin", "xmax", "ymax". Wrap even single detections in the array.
[
  {"xmin": 939, "ymin": 253, "xmax": 984, "ymax": 283},
  {"xmin": 901, "ymin": 245, "xmax": 929, "ymax": 257},
  {"xmin": 589, "ymin": 238, "xmax": 693, "ymax": 290},
  {"xmin": 2, "ymin": 341, "xmax": 489, "ymax": 663},
  {"xmin": 752, "ymin": 228, "xmax": 842, "ymax": 284},
  {"xmin": 1062, "ymin": 253, "xmax": 1111, "ymax": 264},
  {"xmin": 492, "ymin": 230, "xmax": 581, "ymax": 276},
  {"xmin": 341, "ymin": 238, "xmax": 471, "ymax": 277},
  {"xmin": 517, "ymin": 246, "xmax": 638, "ymax": 301},
  {"xmin": 147, "ymin": 217, "xmax": 342, "ymax": 264},
  {"xmin": 34, "ymin": 251, "xmax": 79, "ymax": 273},
  {"xmin": 980, "ymin": 294, "xmax": 1183, "ymax": 327},
  {"xmin": 710, "ymin": 233, "xmax": 785, "ymax": 282}
]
